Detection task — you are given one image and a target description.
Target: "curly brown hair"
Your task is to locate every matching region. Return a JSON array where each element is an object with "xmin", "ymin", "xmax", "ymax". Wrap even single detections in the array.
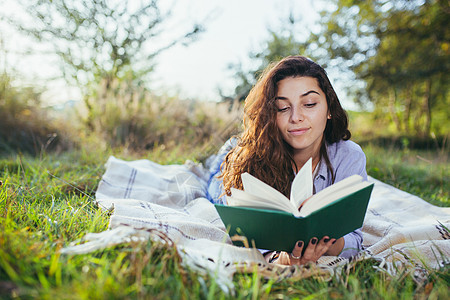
[{"xmin": 220, "ymin": 56, "xmax": 351, "ymax": 198}]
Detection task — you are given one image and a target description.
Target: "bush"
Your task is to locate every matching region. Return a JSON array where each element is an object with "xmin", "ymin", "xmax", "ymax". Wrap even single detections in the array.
[
  {"xmin": 81, "ymin": 78, "xmax": 242, "ymax": 156},
  {"xmin": 0, "ymin": 72, "xmax": 75, "ymax": 155}
]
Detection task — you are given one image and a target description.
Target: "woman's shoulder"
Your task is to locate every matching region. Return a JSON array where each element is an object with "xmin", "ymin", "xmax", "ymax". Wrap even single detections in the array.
[
  {"xmin": 327, "ymin": 140, "xmax": 367, "ymax": 180},
  {"xmin": 206, "ymin": 137, "xmax": 238, "ymax": 173},
  {"xmin": 327, "ymin": 139, "xmax": 365, "ymax": 158}
]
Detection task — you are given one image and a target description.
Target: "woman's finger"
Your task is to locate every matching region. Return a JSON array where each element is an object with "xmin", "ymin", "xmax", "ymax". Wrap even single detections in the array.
[
  {"xmin": 275, "ymin": 237, "xmax": 339, "ymax": 266},
  {"xmin": 314, "ymin": 236, "xmax": 334, "ymax": 257},
  {"xmin": 289, "ymin": 240, "xmax": 304, "ymax": 264},
  {"xmin": 301, "ymin": 237, "xmax": 319, "ymax": 262}
]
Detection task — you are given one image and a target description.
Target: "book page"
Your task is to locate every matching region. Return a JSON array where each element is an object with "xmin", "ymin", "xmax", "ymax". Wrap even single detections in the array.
[
  {"xmin": 310, "ymin": 174, "xmax": 363, "ymax": 205},
  {"xmin": 227, "ymin": 188, "xmax": 297, "ymax": 213},
  {"xmin": 290, "ymin": 158, "xmax": 313, "ymax": 209},
  {"xmin": 298, "ymin": 177, "xmax": 369, "ymax": 217},
  {"xmin": 241, "ymin": 172, "xmax": 292, "ymax": 207}
]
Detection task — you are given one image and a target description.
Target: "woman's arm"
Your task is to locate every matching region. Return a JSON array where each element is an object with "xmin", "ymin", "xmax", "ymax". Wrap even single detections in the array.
[
  {"xmin": 340, "ymin": 229, "xmax": 363, "ymax": 258},
  {"xmin": 206, "ymin": 138, "xmax": 238, "ymax": 204}
]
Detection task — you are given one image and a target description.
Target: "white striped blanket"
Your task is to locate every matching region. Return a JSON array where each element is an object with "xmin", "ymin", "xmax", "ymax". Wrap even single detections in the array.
[{"xmin": 61, "ymin": 156, "xmax": 450, "ymax": 293}]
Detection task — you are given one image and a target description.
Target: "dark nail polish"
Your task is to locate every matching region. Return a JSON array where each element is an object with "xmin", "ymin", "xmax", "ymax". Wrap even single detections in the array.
[
  {"xmin": 332, "ymin": 240, "xmax": 337, "ymax": 244},
  {"xmin": 297, "ymin": 241, "xmax": 303, "ymax": 247},
  {"xmin": 324, "ymin": 238, "xmax": 330, "ymax": 243},
  {"xmin": 311, "ymin": 238, "xmax": 317, "ymax": 245}
]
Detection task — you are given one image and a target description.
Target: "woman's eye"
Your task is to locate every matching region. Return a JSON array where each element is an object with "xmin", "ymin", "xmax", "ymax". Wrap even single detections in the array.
[
  {"xmin": 277, "ymin": 107, "xmax": 289, "ymax": 112},
  {"xmin": 304, "ymin": 103, "xmax": 317, "ymax": 108}
]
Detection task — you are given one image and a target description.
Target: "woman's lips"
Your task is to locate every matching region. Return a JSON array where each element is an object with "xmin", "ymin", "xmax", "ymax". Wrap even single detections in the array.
[{"xmin": 288, "ymin": 128, "xmax": 309, "ymax": 135}]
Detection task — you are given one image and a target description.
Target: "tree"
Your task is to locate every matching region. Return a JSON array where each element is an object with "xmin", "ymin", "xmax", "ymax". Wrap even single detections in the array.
[
  {"xmin": 223, "ymin": 14, "xmax": 308, "ymax": 102},
  {"xmin": 228, "ymin": 0, "xmax": 449, "ymax": 138},
  {"xmin": 3, "ymin": 0, "xmax": 205, "ymax": 132},
  {"xmin": 5, "ymin": 0, "xmax": 204, "ymax": 89},
  {"xmin": 310, "ymin": 0, "xmax": 449, "ymax": 137}
]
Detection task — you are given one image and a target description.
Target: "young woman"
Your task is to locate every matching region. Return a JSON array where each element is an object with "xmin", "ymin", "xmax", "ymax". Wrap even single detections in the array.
[{"xmin": 207, "ymin": 56, "xmax": 367, "ymax": 265}]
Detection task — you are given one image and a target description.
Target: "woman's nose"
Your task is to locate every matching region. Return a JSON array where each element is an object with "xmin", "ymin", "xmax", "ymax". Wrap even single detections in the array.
[{"xmin": 290, "ymin": 107, "xmax": 304, "ymax": 122}]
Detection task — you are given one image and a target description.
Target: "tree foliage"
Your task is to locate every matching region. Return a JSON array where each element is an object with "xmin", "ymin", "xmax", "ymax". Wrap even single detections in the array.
[
  {"xmin": 311, "ymin": 0, "xmax": 449, "ymax": 137},
  {"xmin": 4, "ymin": 0, "xmax": 205, "ymax": 133},
  {"xmin": 223, "ymin": 14, "xmax": 308, "ymax": 102},
  {"xmin": 7, "ymin": 0, "xmax": 204, "ymax": 88},
  {"xmin": 229, "ymin": 0, "xmax": 449, "ymax": 138}
]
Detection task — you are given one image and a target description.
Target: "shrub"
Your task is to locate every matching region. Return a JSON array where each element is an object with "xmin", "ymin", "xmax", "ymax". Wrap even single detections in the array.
[
  {"xmin": 81, "ymin": 78, "xmax": 242, "ymax": 156},
  {"xmin": 0, "ymin": 72, "xmax": 75, "ymax": 155}
]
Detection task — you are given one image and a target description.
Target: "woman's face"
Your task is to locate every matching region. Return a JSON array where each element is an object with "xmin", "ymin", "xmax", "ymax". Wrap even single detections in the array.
[{"xmin": 275, "ymin": 76, "xmax": 330, "ymax": 159}]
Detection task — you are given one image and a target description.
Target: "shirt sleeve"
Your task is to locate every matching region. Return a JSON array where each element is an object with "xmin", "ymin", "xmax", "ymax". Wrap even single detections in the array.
[
  {"xmin": 206, "ymin": 138, "xmax": 237, "ymax": 204},
  {"xmin": 333, "ymin": 141, "xmax": 368, "ymax": 183},
  {"xmin": 341, "ymin": 229, "xmax": 363, "ymax": 258},
  {"xmin": 330, "ymin": 141, "xmax": 367, "ymax": 258}
]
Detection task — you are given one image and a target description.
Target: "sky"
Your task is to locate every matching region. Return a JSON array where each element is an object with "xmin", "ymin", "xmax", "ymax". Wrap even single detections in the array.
[
  {"xmin": 153, "ymin": 0, "xmax": 321, "ymax": 101},
  {"xmin": 1, "ymin": 0, "xmax": 337, "ymax": 106}
]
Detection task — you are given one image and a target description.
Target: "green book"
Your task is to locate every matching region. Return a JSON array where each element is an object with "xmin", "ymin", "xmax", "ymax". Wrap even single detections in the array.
[
  {"xmin": 214, "ymin": 159, "xmax": 374, "ymax": 252},
  {"xmin": 215, "ymin": 183, "xmax": 373, "ymax": 252}
]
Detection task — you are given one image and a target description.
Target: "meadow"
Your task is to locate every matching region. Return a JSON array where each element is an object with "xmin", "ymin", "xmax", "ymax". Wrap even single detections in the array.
[
  {"xmin": 0, "ymin": 131, "xmax": 448, "ymax": 298},
  {"xmin": 1, "ymin": 0, "xmax": 448, "ymax": 296},
  {"xmin": 0, "ymin": 79, "xmax": 449, "ymax": 298}
]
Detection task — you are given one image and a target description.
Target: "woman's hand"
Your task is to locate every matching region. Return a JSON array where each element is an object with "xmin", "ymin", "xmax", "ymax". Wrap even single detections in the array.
[{"xmin": 265, "ymin": 236, "xmax": 344, "ymax": 265}]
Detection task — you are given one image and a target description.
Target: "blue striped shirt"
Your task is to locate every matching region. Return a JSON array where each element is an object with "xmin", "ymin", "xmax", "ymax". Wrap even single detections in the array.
[{"xmin": 206, "ymin": 138, "xmax": 367, "ymax": 258}]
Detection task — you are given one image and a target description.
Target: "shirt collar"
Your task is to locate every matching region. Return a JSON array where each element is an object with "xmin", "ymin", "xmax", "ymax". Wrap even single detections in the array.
[
  {"xmin": 292, "ymin": 157, "xmax": 328, "ymax": 181},
  {"xmin": 315, "ymin": 158, "xmax": 328, "ymax": 181},
  {"xmin": 292, "ymin": 144, "xmax": 330, "ymax": 181},
  {"xmin": 314, "ymin": 143, "xmax": 330, "ymax": 181}
]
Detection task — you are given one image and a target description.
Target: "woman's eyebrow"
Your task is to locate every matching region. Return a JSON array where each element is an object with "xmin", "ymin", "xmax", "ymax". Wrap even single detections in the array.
[
  {"xmin": 274, "ymin": 96, "xmax": 288, "ymax": 100},
  {"xmin": 275, "ymin": 90, "xmax": 320, "ymax": 100},
  {"xmin": 301, "ymin": 90, "xmax": 320, "ymax": 97}
]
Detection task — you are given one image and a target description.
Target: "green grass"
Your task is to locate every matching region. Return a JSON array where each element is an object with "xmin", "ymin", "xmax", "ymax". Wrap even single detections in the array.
[
  {"xmin": 0, "ymin": 145, "xmax": 449, "ymax": 299},
  {"xmin": 363, "ymin": 143, "xmax": 449, "ymax": 207}
]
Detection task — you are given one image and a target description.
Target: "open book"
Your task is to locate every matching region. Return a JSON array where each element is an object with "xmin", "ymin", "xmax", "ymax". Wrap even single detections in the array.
[
  {"xmin": 215, "ymin": 158, "xmax": 374, "ymax": 251},
  {"xmin": 226, "ymin": 158, "xmax": 372, "ymax": 217}
]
